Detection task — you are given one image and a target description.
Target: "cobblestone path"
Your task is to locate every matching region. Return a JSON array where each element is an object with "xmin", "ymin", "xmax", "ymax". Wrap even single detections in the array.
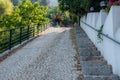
[{"xmin": 0, "ymin": 27, "xmax": 79, "ymax": 80}]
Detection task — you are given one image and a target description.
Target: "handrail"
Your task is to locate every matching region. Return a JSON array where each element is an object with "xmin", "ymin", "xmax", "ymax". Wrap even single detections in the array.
[
  {"xmin": 0, "ymin": 23, "xmax": 39, "ymax": 32},
  {"xmin": 0, "ymin": 23, "xmax": 50, "ymax": 53},
  {"xmin": 81, "ymin": 21, "xmax": 120, "ymax": 45}
]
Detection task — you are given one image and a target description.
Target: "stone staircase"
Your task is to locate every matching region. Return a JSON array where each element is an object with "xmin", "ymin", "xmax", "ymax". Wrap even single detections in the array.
[{"xmin": 74, "ymin": 25, "xmax": 120, "ymax": 80}]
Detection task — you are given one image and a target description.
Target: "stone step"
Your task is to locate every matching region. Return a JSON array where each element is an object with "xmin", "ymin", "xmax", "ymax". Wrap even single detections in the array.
[
  {"xmin": 78, "ymin": 48, "xmax": 101, "ymax": 56},
  {"xmin": 80, "ymin": 60, "xmax": 107, "ymax": 67},
  {"xmin": 75, "ymin": 27, "xmax": 120, "ymax": 79},
  {"xmin": 77, "ymin": 45, "xmax": 90, "ymax": 48},
  {"xmin": 77, "ymin": 33, "xmax": 87, "ymax": 37},
  {"xmin": 77, "ymin": 38, "xmax": 89, "ymax": 41},
  {"xmin": 80, "ymin": 56, "xmax": 104, "ymax": 61},
  {"xmin": 77, "ymin": 39, "xmax": 90, "ymax": 42},
  {"xmin": 91, "ymin": 50, "xmax": 101, "ymax": 56},
  {"xmin": 82, "ymin": 65, "xmax": 112, "ymax": 75},
  {"xmin": 84, "ymin": 75, "xmax": 120, "ymax": 80},
  {"xmin": 77, "ymin": 41, "xmax": 91, "ymax": 44},
  {"xmin": 76, "ymin": 31, "xmax": 81, "ymax": 33},
  {"xmin": 76, "ymin": 31, "xmax": 83, "ymax": 33},
  {"xmin": 76, "ymin": 29, "xmax": 84, "ymax": 32},
  {"xmin": 76, "ymin": 34, "xmax": 87, "ymax": 37}
]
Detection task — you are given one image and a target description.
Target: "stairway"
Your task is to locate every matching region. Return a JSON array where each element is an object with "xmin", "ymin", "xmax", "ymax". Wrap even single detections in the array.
[{"xmin": 74, "ymin": 25, "xmax": 120, "ymax": 80}]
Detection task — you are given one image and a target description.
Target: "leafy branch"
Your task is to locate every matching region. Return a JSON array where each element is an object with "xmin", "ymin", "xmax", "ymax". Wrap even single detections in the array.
[{"xmin": 97, "ymin": 25, "xmax": 103, "ymax": 42}]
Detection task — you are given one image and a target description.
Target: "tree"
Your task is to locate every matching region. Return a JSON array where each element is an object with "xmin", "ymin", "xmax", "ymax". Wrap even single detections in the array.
[
  {"xmin": 0, "ymin": 0, "xmax": 48, "ymax": 29},
  {"xmin": 58, "ymin": 0, "xmax": 87, "ymax": 16},
  {"xmin": 58, "ymin": 0, "xmax": 87, "ymax": 23},
  {"xmin": 46, "ymin": 6, "xmax": 61, "ymax": 19},
  {"xmin": 88, "ymin": 0, "xmax": 101, "ymax": 12},
  {"xmin": 58, "ymin": 0, "xmax": 102, "ymax": 16},
  {"xmin": 31, "ymin": 2, "xmax": 48, "ymax": 24},
  {"xmin": 0, "ymin": 0, "xmax": 13, "ymax": 16},
  {"xmin": 17, "ymin": 0, "xmax": 48, "ymax": 26}
]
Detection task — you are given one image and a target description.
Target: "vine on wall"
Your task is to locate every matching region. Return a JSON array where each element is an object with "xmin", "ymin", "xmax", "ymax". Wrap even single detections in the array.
[{"xmin": 97, "ymin": 25, "xmax": 103, "ymax": 42}]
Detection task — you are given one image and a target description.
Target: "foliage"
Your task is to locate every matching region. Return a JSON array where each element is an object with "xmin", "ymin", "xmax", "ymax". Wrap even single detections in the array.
[
  {"xmin": 17, "ymin": 0, "xmax": 48, "ymax": 26},
  {"xmin": 58, "ymin": 0, "xmax": 86, "ymax": 16},
  {"xmin": 88, "ymin": 0, "xmax": 101, "ymax": 12},
  {"xmin": 105, "ymin": 1, "xmax": 119, "ymax": 12},
  {"xmin": 58, "ymin": 0, "xmax": 88, "ymax": 24},
  {"xmin": 0, "ymin": 0, "xmax": 13, "ymax": 16},
  {"xmin": 58, "ymin": 0, "xmax": 89, "ymax": 16},
  {"xmin": 58, "ymin": 0, "xmax": 105, "ymax": 16},
  {"xmin": 46, "ymin": 6, "xmax": 61, "ymax": 19},
  {"xmin": 31, "ymin": 2, "xmax": 48, "ymax": 24},
  {"xmin": 108, "ymin": 0, "xmax": 120, "ymax": 5},
  {"xmin": 105, "ymin": 4, "xmax": 111, "ymax": 12},
  {"xmin": 0, "ymin": 0, "xmax": 48, "ymax": 29},
  {"xmin": 97, "ymin": 25, "xmax": 103, "ymax": 42},
  {"xmin": 0, "ymin": 0, "xmax": 48, "ymax": 53},
  {"xmin": 63, "ymin": 11, "xmax": 70, "ymax": 22},
  {"xmin": 46, "ymin": 6, "xmax": 71, "ymax": 26},
  {"xmin": 0, "ymin": 13, "xmax": 20, "ymax": 29}
]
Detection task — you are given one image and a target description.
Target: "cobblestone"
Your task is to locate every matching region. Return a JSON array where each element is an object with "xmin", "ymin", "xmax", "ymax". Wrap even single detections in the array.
[{"xmin": 0, "ymin": 27, "xmax": 79, "ymax": 80}]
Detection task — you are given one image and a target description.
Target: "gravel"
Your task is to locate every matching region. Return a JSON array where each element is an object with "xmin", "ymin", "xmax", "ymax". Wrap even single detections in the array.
[{"xmin": 0, "ymin": 27, "xmax": 79, "ymax": 80}]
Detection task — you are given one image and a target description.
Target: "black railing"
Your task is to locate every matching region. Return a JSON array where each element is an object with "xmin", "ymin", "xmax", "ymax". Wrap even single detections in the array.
[
  {"xmin": 0, "ymin": 23, "xmax": 49, "ymax": 53},
  {"xmin": 81, "ymin": 21, "xmax": 120, "ymax": 45}
]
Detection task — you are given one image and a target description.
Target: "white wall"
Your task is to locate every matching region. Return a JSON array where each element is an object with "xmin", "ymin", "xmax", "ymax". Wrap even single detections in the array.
[
  {"xmin": 115, "ymin": 28, "xmax": 120, "ymax": 75},
  {"xmin": 81, "ymin": 13, "xmax": 99, "ymax": 44},
  {"xmin": 96, "ymin": 11, "xmax": 107, "ymax": 54},
  {"xmin": 80, "ymin": 6, "xmax": 120, "ymax": 76},
  {"xmin": 114, "ymin": 6, "xmax": 120, "ymax": 75}
]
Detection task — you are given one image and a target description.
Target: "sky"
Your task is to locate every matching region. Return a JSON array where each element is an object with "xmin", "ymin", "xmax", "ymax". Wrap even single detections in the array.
[{"xmin": 49, "ymin": 0, "xmax": 58, "ymax": 6}]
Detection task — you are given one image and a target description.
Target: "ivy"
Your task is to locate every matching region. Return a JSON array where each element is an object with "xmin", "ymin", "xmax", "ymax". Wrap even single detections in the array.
[{"xmin": 97, "ymin": 25, "xmax": 103, "ymax": 42}]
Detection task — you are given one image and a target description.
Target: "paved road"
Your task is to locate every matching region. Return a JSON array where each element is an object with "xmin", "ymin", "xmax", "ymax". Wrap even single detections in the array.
[{"xmin": 0, "ymin": 27, "xmax": 79, "ymax": 80}]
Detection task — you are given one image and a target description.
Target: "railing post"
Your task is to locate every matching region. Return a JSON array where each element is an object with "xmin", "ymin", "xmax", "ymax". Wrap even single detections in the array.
[
  {"xmin": 27, "ymin": 25, "xmax": 30, "ymax": 39},
  {"xmin": 44, "ymin": 24, "xmax": 45, "ymax": 31},
  {"xmin": 38, "ymin": 25, "xmax": 40, "ymax": 33},
  {"xmin": 46, "ymin": 24, "xmax": 48, "ymax": 29},
  {"xmin": 41, "ymin": 25, "xmax": 42, "ymax": 32},
  {"xmin": 45, "ymin": 24, "xmax": 46, "ymax": 29},
  {"xmin": 47, "ymin": 23, "xmax": 49, "ymax": 28},
  {"xmin": 33, "ymin": 26, "xmax": 35, "ymax": 37},
  {"xmin": 45, "ymin": 24, "xmax": 47, "ymax": 30},
  {"xmin": 37, "ymin": 24, "xmax": 39, "ymax": 35},
  {"xmin": 9, "ymin": 29, "xmax": 12, "ymax": 50},
  {"xmin": 20, "ymin": 27, "xmax": 22, "ymax": 44}
]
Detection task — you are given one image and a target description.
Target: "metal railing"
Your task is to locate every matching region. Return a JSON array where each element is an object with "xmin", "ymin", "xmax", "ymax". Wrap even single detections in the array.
[
  {"xmin": 81, "ymin": 21, "xmax": 120, "ymax": 45},
  {"xmin": 0, "ymin": 23, "xmax": 49, "ymax": 53}
]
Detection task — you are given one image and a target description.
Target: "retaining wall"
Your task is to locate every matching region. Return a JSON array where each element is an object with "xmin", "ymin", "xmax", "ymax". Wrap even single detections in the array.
[{"xmin": 80, "ymin": 6, "xmax": 120, "ymax": 76}]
